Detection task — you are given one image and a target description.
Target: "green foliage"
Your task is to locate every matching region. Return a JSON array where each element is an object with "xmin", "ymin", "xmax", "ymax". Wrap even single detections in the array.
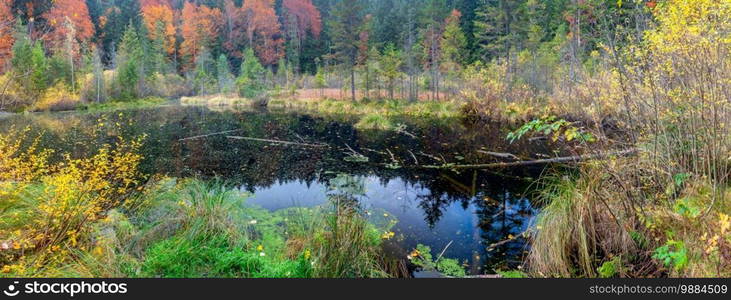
[
  {"xmin": 80, "ymin": 97, "xmax": 167, "ymax": 113},
  {"xmin": 11, "ymin": 29, "xmax": 49, "ymax": 98},
  {"xmin": 237, "ymin": 48, "xmax": 266, "ymax": 98},
  {"xmin": 193, "ymin": 48, "xmax": 217, "ymax": 95},
  {"xmin": 597, "ymin": 256, "xmax": 622, "ymax": 278},
  {"xmin": 410, "ymin": 244, "xmax": 466, "ymax": 278},
  {"xmin": 507, "ymin": 116, "xmax": 595, "ymax": 143},
  {"xmin": 141, "ymin": 234, "xmax": 312, "ymax": 278},
  {"xmin": 673, "ymin": 198, "xmax": 701, "ymax": 218},
  {"xmin": 496, "ymin": 270, "xmax": 528, "ymax": 278},
  {"xmin": 379, "ymin": 44, "xmax": 403, "ymax": 98},
  {"xmin": 355, "ymin": 113, "xmax": 393, "ymax": 130},
  {"xmin": 653, "ymin": 240, "xmax": 689, "ymax": 272},
  {"xmin": 216, "ymin": 54, "xmax": 235, "ymax": 94},
  {"xmin": 114, "ymin": 25, "xmax": 143, "ymax": 100}
]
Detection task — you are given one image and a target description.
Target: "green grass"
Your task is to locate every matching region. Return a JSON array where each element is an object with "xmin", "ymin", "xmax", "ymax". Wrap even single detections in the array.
[
  {"xmin": 355, "ymin": 113, "xmax": 394, "ymax": 130},
  {"xmin": 79, "ymin": 97, "xmax": 169, "ymax": 112},
  {"xmin": 140, "ymin": 233, "xmax": 312, "ymax": 278}
]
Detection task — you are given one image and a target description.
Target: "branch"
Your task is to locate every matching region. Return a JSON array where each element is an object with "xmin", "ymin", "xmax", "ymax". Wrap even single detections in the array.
[
  {"xmin": 227, "ymin": 136, "xmax": 329, "ymax": 148},
  {"xmin": 412, "ymin": 149, "xmax": 639, "ymax": 170}
]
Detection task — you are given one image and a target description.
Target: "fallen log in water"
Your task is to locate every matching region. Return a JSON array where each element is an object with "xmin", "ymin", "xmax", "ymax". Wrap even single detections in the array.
[
  {"xmin": 179, "ymin": 129, "xmax": 243, "ymax": 141},
  {"xmin": 226, "ymin": 136, "xmax": 329, "ymax": 148},
  {"xmin": 415, "ymin": 148, "xmax": 639, "ymax": 170}
]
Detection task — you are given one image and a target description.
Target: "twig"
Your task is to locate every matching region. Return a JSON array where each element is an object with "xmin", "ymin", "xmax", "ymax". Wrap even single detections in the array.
[
  {"xmin": 408, "ymin": 150, "xmax": 419, "ymax": 165},
  {"xmin": 435, "ymin": 240, "xmax": 453, "ymax": 262},
  {"xmin": 486, "ymin": 231, "xmax": 528, "ymax": 251},
  {"xmin": 477, "ymin": 150, "xmax": 520, "ymax": 160},
  {"xmin": 395, "ymin": 124, "xmax": 418, "ymax": 139}
]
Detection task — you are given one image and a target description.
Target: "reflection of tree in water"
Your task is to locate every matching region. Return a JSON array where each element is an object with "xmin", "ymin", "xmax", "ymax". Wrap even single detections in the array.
[
  {"xmin": 326, "ymin": 173, "xmax": 366, "ymax": 210},
  {"xmin": 474, "ymin": 190, "xmax": 536, "ymax": 270}
]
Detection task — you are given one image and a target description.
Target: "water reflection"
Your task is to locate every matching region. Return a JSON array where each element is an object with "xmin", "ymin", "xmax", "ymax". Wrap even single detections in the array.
[{"xmin": 0, "ymin": 104, "xmax": 552, "ymax": 274}]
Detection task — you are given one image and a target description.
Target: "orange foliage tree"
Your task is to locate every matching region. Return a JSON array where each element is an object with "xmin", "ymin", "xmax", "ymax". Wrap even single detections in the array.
[
  {"xmin": 0, "ymin": 0, "xmax": 13, "ymax": 72},
  {"xmin": 42, "ymin": 0, "xmax": 94, "ymax": 57},
  {"xmin": 241, "ymin": 0, "xmax": 284, "ymax": 66},
  {"xmin": 180, "ymin": 2, "xmax": 222, "ymax": 71},
  {"xmin": 140, "ymin": 0, "xmax": 176, "ymax": 56}
]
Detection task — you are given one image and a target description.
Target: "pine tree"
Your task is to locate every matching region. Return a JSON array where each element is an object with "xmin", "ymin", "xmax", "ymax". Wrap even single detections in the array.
[
  {"xmin": 115, "ymin": 24, "xmax": 143, "ymax": 100},
  {"xmin": 11, "ymin": 23, "xmax": 48, "ymax": 99},
  {"xmin": 473, "ymin": 0, "xmax": 525, "ymax": 63},
  {"xmin": 441, "ymin": 10, "xmax": 467, "ymax": 70},
  {"xmin": 237, "ymin": 48, "xmax": 266, "ymax": 98},
  {"xmin": 314, "ymin": 64, "xmax": 326, "ymax": 98},
  {"xmin": 329, "ymin": 0, "xmax": 364, "ymax": 101},
  {"xmin": 380, "ymin": 43, "xmax": 403, "ymax": 100}
]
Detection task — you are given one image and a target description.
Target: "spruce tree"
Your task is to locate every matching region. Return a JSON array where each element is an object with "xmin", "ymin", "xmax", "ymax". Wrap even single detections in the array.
[{"xmin": 329, "ymin": 0, "xmax": 364, "ymax": 101}]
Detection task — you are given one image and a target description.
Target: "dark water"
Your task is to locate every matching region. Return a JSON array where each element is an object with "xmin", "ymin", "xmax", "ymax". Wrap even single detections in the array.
[{"xmin": 0, "ymin": 104, "xmax": 562, "ymax": 274}]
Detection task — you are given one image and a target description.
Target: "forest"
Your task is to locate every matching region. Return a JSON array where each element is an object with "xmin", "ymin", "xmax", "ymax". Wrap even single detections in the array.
[{"xmin": 0, "ymin": 0, "xmax": 729, "ymax": 279}]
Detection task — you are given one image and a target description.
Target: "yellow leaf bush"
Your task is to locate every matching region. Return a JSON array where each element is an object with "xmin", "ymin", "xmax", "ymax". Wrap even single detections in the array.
[{"xmin": 0, "ymin": 128, "xmax": 144, "ymax": 276}]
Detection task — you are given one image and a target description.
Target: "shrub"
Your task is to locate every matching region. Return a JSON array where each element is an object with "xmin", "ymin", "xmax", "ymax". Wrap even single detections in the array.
[
  {"xmin": 0, "ymin": 130, "xmax": 145, "ymax": 276},
  {"xmin": 31, "ymin": 82, "xmax": 80, "ymax": 112}
]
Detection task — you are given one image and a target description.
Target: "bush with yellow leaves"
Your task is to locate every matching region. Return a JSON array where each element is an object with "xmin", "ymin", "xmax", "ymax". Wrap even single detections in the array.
[
  {"xmin": 0, "ymin": 128, "xmax": 145, "ymax": 276},
  {"xmin": 30, "ymin": 82, "xmax": 81, "ymax": 112}
]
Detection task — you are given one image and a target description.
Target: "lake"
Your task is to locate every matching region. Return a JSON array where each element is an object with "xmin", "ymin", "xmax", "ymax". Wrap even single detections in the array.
[{"xmin": 0, "ymin": 103, "xmax": 561, "ymax": 275}]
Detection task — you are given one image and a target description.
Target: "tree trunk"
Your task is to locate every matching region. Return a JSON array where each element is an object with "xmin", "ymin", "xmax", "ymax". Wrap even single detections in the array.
[{"xmin": 350, "ymin": 67, "xmax": 356, "ymax": 101}]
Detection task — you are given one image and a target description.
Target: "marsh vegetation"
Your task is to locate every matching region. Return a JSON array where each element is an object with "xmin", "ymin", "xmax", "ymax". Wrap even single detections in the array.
[{"xmin": 0, "ymin": 0, "xmax": 730, "ymax": 278}]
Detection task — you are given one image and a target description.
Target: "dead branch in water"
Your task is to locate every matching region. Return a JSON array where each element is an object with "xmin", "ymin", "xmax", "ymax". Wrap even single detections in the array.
[
  {"xmin": 179, "ymin": 129, "xmax": 243, "ymax": 141},
  {"xmin": 477, "ymin": 150, "xmax": 520, "ymax": 160},
  {"xmin": 227, "ymin": 136, "xmax": 329, "ymax": 148},
  {"xmin": 413, "ymin": 149, "xmax": 639, "ymax": 170}
]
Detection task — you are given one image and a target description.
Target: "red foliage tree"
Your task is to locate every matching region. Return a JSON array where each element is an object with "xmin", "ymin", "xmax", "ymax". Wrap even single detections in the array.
[
  {"xmin": 140, "ymin": 0, "xmax": 176, "ymax": 56},
  {"xmin": 242, "ymin": 0, "xmax": 284, "ymax": 66},
  {"xmin": 0, "ymin": 0, "xmax": 13, "ymax": 72},
  {"xmin": 180, "ymin": 2, "xmax": 222, "ymax": 70},
  {"xmin": 222, "ymin": 0, "xmax": 245, "ymax": 58},
  {"xmin": 42, "ymin": 0, "xmax": 94, "ymax": 57},
  {"xmin": 282, "ymin": 0, "xmax": 322, "ymax": 40}
]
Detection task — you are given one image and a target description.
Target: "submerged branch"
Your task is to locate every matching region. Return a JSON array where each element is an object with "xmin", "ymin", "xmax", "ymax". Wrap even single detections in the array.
[
  {"xmin": 179, "ymin": 129, "xmax": 243, "ymax": 141},
  {"xmin": 412, "ymin": 149, "xmax": 639, "ymax": 170},
  {"xmin": 476, "ymin": 150, "xmax": 520, "ymax": 160},
  {"xmin": 227, "ymin": 136, "xmax": 329, "ymax": 148}
]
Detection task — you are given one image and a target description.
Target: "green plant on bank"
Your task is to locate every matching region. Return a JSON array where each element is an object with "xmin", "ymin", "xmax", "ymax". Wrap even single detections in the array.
[
  {"xmin": 507, "ymin": 116, "xmax": 595, "ymax": 144},
  {"xmin": 355, "ymin": 113, "xmax": 393, "ymax": 130},
  {"xmin": 496, "ymin": 270, "xmax": 528, "ymax": 278},
  {"xmin": 408, "ymin": 244, "xmax": 466, "ymax": 278},
  {"xmin": 597, "ymin": 256, "xmax": 623, "ymax": 278},
  {"xmin": 652, "ymin": 239, "xmax": 689, "ymax": 273}
]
